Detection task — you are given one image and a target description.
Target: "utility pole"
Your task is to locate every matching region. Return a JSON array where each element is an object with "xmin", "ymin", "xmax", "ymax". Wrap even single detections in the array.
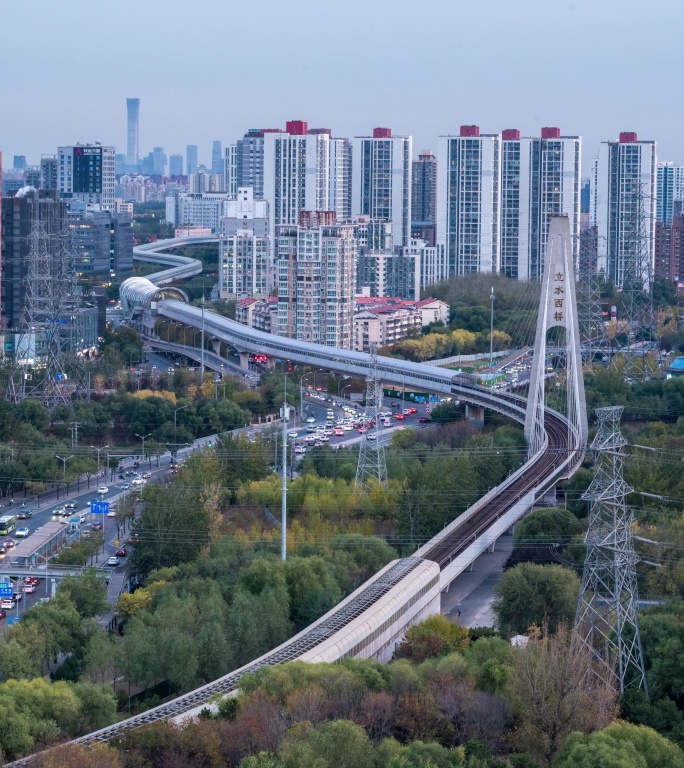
[
  {"xmin": 280, "ymin": 401, "xmax": 289, "ymax": 560},
  {"xmin": 55, "ymin": 454, "xmax": 74, "ymax": 483},
  {"xmin": 489, "ymin": 286, "xmax": 495, "ymax": 368},
  {"xmin": 575, "ymin": 406, "xmax": 647, "ymax": 695}
]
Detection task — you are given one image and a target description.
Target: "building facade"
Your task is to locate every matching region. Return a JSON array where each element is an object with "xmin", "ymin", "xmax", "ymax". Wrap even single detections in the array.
[
  {"xmin": 411, "ymin": 149, "xmax": 437, "ymax": 246},
  {"xmin": 352, "ymin": 128, "xmax": 412, "ymax": 248},
  {"xmin": 58, "ymin": 144, "xmax": 116, "ymax": 211},
  {"xmin": 276, "ymin": 212, "xmax": 356, "ymax": 348},
  {"xmin": 219, "ymin": 187, "xmax": 271, "ymax": 298},
  {"xmin": 169, "ymin": 154, "xmax": 183, "ymax": 176},
  {"xmin": 186, "ymin": 145, "xmax": 198, "ymax": 176},
  {"xmin": 596, "ymin": 132, "xmax": 657, "ymax": 287},
  {"xmin": 165, "ymin": 192, "xmax": 228, "ymax": 231},
  {"xmin": 436, "ymin": 126, "xmax": 501, "ymax": 276},
  {"xmin": 126, "ymin": 98, "xmax": 140, "ymax": 172}
]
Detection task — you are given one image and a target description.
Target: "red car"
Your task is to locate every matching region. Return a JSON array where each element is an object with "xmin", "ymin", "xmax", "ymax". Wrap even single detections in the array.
[
  {"xmin": 115, "ymin": 548, "xmax": 127, "ymax": 558},
  {"xmin": 0, "ymin": 610, "xmax": 5, "ymax": 620},
  {"xmin": 25, "ymin": 577, "xmax": 40, "ymax": 586},
  {"xmin": 419, "ymin": 417, "xmax": 431, "ymax": 423},
  {"xmin": 408, "ymin": 407, "xmax": 417, "ymax": 414},
  {"xmin": 394, "ymin": 413, "xmax": 405, "ymax": 421}
]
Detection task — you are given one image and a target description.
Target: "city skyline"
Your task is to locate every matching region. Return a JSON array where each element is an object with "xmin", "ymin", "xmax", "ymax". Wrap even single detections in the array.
[{"xmin": 2, "ymin": 0, "xmax": 682, "ymax": 168}]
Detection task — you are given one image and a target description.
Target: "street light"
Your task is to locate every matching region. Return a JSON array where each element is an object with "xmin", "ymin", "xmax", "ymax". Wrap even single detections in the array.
[
  {"xmin": 90, "ymin": 445, "xmax": 110, "ymax": 474},
  {"xmin": 173, "ymin": 405, "xmax": 189, "ymax": 431},
  {"xmin": 299, "ymin": 368, "xmax": 327, "ymax": 421},
  {"xmin": 135, "ymin": 433, "xmax": 152, "ymax": 461},
  {"xmin": 55, "ymin": 455, "xmax": 74, "ymax": 483}
]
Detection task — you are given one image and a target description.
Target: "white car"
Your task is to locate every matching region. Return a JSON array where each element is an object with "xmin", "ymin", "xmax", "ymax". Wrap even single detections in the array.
[
  {"xmin": 306, "ymin": 416, "xmax": 316, "ymax": 424},
  {"xmin": 97, "ymin": 486, "xmax": 109, "ymax": 496},
  {"xmin": 15, "ymin": 527, "xmax": 29, "ymax": 538},
  {"xmin": 106, "ymin": 556, "xmax": 119, "ymax": 567},
  {"xmin": 1, "ymin": 598, "xmax": 15, "ymax": 609},
  {"xmin": 131, "ymin": 478, "xmax": 144, "ymax": 486}
]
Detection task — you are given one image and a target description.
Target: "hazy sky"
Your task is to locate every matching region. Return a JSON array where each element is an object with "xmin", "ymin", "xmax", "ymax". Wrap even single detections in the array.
[{"xmin": 2, "ymin": 0, "xmax": 682, "ymax": 171}]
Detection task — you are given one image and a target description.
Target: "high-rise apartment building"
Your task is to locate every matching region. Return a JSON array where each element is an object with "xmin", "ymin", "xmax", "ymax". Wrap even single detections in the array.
[
  {"xmin": 211, "ymin": 140, "xmax": 224, "ymax": 175},
  {"xmin": 411, "ymin": 150, "xmax": 437, "ymax": 246},
  {"xmin": 596, "ymin": 132, "xmax": 657, "ymax": 287},
  {"xmin": 126, "ymin": 98, "xmax": 140, "ymax": 172},
  {"xmin": 186, "ymin": 145, "xmax": 198, "ymax": 176},
  {"xmin": 169, "ymin": 154, "xmax": 183, "ymax": 176},
  {"xmin": 436, "ymin": 125, "xmax": 501, "ymax": 276},
  {"xmin": 13, "ymin": 156, "xmax": 27, "ymax": 171},
  {"xmin": 165, "ymin": 191, "xmax": 228, "ymax": 231},
  {"xmin": 499, "ymin": 127, "xmax": 580, "ymax": 280},
  {"xmin": 657, "ymin": 162, "xmax": 677, "ymax": 225},
  {"xmin": 329, "ymin": 136, "xmax": 353, "ymax": 222},
  {"xmin": 263, "ymin": 121, "xmax": 330, "ymax": 252},
  {"xmin": 352, "ymin": 128, "xmax": 412, "ymax": 247},
  {"xmin": 219, "ymin": 187, "xmax": 270, "ymax": 298},
  {"xmin": 224, "ymin": 144, "xmax": 237, "ymax": 195},
  {"xmin": 24, "ymin": 166, "xmax": 41, "ymax": 188},
  {"xmin": 58, "ymin": 144, "xmax": 116, "ymax": 211},
  {"xmin": 276, "ymin": 211, "xmax": 356, "ymax": 348},
  {"xmin": 40, "ymin": 155, "xmax": 57, "ymax": 190}
]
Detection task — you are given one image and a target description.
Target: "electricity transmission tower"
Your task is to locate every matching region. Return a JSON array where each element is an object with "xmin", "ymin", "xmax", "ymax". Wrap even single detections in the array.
[
  {"xmin": 575, "ymin": 406, "xmax": 647, "ymax": 695},
  {"xmin": 355, "ymin": 344, "xmax": 388, "ymax": 490},
  {"xmin": 7, "ymin": 211, "xmax": 82, "ymax": 412},
  {"xmin": 576, "ymin": 227, "xmax": 607, "ymax": 362}
]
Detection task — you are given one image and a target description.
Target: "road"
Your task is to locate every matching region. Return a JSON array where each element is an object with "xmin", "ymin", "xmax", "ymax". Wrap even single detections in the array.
[{"xmin": 440, "ymin": 528, "xmax": 514, "ymax": 628}]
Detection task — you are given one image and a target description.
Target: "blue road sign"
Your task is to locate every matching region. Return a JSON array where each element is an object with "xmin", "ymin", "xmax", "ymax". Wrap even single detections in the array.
[
  {"xmin": 7, "ymin": 616, "xmax": 20, "ymax": 626},
  {"xmin": 90, "ymin": 501, "xmax": 109, "ymax": 515},
  {"xmin": 0, "ymin": 583, "xmax": 13, "ymax": 597},
  {"xmin": 429, "ymin": 395, "xmax": 440, "ymax": 403}
]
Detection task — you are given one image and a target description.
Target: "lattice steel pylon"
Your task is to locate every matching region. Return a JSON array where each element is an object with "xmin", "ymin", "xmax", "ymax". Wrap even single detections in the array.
[
  {"xmin": 7, "ymin": 211, "xmax": 78, "ymax": 412},
  {"xmin": 355, "ymin": 344, "xmax": 388, "ymax": 490},
  {"xmin": 576, "ymin": 226, "xmax": 607, "ymax": 364},
  {"xmin": 574, "ymin": 406, "xmax": 647, "ymax": 695}
]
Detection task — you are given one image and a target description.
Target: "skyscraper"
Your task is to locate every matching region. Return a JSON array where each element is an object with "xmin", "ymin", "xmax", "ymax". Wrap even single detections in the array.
[
  {"xmin": 352, "ymin": 128, "xmax": 412, "ymax": 248},
  {"xmin": 499, "ymin": 127, "xmax": 581, "ymax": 280},
  {"xmin": 276, "ymin": 211, "xmax": 356, "ymax": 348},
  {"xmin": 263, "ymin": 121, "xmax": 330, "ymax": 253},
  {"xmin": 169, "ymin": 154, "xmax": 183, "ymax": 176},
  {"xmin": 58, "ymin": 144, "xmax": 116, "ymax": 211},
  {"xmin": 436, "ymin": 125, "xmax": 501, "ymax": 276},
  {"xmin": 329, "ymin": 136, "xmax": 352, "ymax": 222},
  {"xmin": 657, "ymin": 162, "xmax": 677, "ymax": 225},
  {"xmin": 596, "ymin": 132, "xmax": 657, "ymax": 287},
  {"xmin": 126, "ymin": 98, "xmax": 140, "ymax": 172},
  {"xmin": 411, "ymin": 150, "xmax": 437, "ymax": 246},
  {"xmin": 186, "ymin": 145, "xmax": 198, "ymax": 176},
  {"xmin": 211, "ymin": 140, "xmax": 224, "ymax": 175}
]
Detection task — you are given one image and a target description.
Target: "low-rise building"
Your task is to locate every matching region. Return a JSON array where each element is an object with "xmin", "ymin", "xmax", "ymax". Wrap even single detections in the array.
[{"xmin": 236, "ymin": 296, "xmax": 278, "ymax": 333}]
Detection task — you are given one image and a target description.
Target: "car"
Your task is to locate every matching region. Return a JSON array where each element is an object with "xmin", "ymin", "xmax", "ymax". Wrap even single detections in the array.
[
  {"xmin": 15, "ymin": 527, "xmax": 29, "ymax": 538},
  {"xmin": 16, "ymin": 509, "xmax": 33, "ymax": 519},
  {"xmin": 115, "ymin": 548, "xmax": 127, "ymax": 557},
  {"xmin": 131, "ymin": 478, "xmax": 144, "ymax": 486},
  {"xmin": 120, "ymin": 483, "xmax": 131, "ymax": 491},
  {"xmin": 0, "ymin": 610, "xmax": 6, "ymax": 620},
  {"xmin": 288, "ymin": 431, "xmax": 299, "ymax": 439},
  {"xmin": 97, "ymin": 486, "xmax": 109, "ymax": 496},
  {"xmin": 306, "ymin": 416, "xmax": 316, "ymax": 424},
  {"xmin": 1, "ymin": 599, "xmax": 15, "ymax": 610},
  {"xmin": 394, "ymin": 413, "xmax": 405, "ymax": 421},
  {"xmin": 127, "ymin": 534, "xmax": 141, "ymax": 545},
  {"xmin": 91, "ymin": 522, "xmax": 103, "ymax": 532},
  {"xmin": 294, "ymin": 446, "xmax": 306, "ymax": 455},
  {"xmin": 106, "ymin": 556, "xmax": 119, "ymax": 567},
  {"xmin": 402, "ymin": 409, "xmax": 411, "ymax": 415},
  {"xmin": 23, "ymin": 584, "xmax": 37, "ymax": 594},
  {"xmin": 64, "ymin": 502, "xmax": 77, "ymax": 511},
  {"xmin": 368, "ymin": 433, "xmax": 377, "ymax": 441},
  {"xmin": 358, "ymin": 427, "xmax": 367, "ymax": 434},
  {"xmin": 408, "ymin": 407, "xmax": 417, "ymax": 414},
  {"xmin": 52, "ymin": 507, "xmax": 66, "ymax": 517},
  {"xmin": 419, "ymin": 417, "xmax": 431, "ymax": 423},
  {"xmin": 333, "ymin": 428, "xmax": 344, "ymax": 436},
  {"xmin": 0, "ymin": 547, "xmax": 6, "ymax": 558},
  {"xmin": 25, "ymin": 577, "xmax": 39, "ymax": 586},
  {"xmin": 12, "ymin": 592, "xmax": 23, "ymax": 601},
  {"xmin": 3, "ymin": 540, "xmax": 14, "ymax": 550},
  {"xmin": 143, "ymin": 472, "xmax": 152, "ymax": 479}
]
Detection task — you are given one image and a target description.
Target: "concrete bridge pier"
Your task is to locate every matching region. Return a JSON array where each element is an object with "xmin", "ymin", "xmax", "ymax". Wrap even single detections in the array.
[
  {"xmin": 266, "ymin": 357, "xmax": 276, "ymax": 370},
  {"xmin": 211, "ymin": 339, "xmax": 221, "ymax": 355},
  {"xmin": 541, "ymin": 486, "xmax": 557, "ymax": 507},
  {"xmin": 239, "ymin": 351, "xmax": 250, "ymax": 370},
  {"xmin": 465, "ymin": 404, "xmax": 485, "ymax": 426}
]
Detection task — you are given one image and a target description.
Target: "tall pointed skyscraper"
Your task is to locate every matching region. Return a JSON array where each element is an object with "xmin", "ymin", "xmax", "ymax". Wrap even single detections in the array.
[{"xmin": 126, "ymin": 98, "xmax": 140, "ymax": 172}]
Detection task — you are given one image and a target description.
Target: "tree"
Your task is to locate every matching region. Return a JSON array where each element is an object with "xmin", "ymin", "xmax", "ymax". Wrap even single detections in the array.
[
  {"xmin": 57, "ymin": 569, "xmax": 108, "ymax": 618},
  {"xmin": 31, "ymin": 743, "xmax": 123, "ymax": 768},
  {"xmin": 396, "ymin": 615, "xmax": 470, "ymax": 662},
  {"xmin": 492, "ymin": 563, "xmax": 580, "ymax": 636},
  {"xmin": 278, "ymin": 720, "xmax": 374, "ymax": 768},
  {"xmin": 506, "ymin": 625, "xmax": 618, "ymax": 763}
]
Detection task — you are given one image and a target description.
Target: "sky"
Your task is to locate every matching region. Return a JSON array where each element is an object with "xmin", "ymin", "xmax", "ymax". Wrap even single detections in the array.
[{"xmin": 2, "ymin": 0, "xmax": 682, "ymax": 172}]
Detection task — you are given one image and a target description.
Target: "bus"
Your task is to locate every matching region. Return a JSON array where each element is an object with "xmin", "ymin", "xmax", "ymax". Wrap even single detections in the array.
[{"xmin": 0, "ymin": 515, "xmax": 16, "ymax": 535}]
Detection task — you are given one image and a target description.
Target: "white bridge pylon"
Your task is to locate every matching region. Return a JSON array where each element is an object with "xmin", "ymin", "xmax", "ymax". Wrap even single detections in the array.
[{"xmin": 524, "ymin": 215, "xmax": 588, "ymax": 457}]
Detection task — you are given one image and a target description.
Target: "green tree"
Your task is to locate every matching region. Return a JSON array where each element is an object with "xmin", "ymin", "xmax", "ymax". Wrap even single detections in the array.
[
  {"xmin": 396, "ymin": 615, "xmax": 470, "ymax": 662},
  {"xmin": 278, "ymin": 720, "xmax": 374, "ymax": 768},
  {"xmin": 492, "ymin": 563, "xmax": 580, "ymax": 636},
  {"xmin": 57, "ymin": 569, "xmax": 108, "ymax": 618}
]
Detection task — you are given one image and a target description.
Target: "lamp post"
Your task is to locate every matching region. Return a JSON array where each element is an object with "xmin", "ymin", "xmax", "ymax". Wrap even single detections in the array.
[
  {"xmin": 135, "ymin": 433, "xmax": 151, "ymax": 462},
  {"xmin": 55, "ymin": 455, "xmax": 74, "ymax": 483},
  {"xmin": 489, "ymin": 286, "xmax": 495, "ymax": 368},
  {"xmin": 173, "ymin": 405, "xmax": 189, "ymax": 432},
  {"xmin": 340, "ymin": 384, "xmax": 352, "ymax": 401},
  {"xmin": 90, "ymin": 445, "xmax": 110, "ymax": 475}
]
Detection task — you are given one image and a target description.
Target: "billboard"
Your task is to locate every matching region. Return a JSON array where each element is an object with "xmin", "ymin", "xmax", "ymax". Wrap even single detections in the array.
[{"xmin": 72, "ymin": 146, "xmax": 102, "ymax": 193}]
